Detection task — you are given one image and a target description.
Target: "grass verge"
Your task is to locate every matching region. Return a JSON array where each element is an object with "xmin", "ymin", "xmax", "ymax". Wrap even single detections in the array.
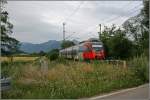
[{"xmin": 1, "ymin": 56, "xmax": 148, "ymax": 99}]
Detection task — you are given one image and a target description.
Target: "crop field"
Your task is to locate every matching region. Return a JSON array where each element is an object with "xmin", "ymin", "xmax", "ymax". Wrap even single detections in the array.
[
  {"xmin": 1, "ymin": 56, "xmax": 149, "ymax": 99},
  {"xmin": 0, "ymin": 57, "xmax": 39, "ymax": 62}
]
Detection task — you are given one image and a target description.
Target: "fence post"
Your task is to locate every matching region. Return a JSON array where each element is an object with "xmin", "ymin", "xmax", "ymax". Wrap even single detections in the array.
[
  {"xmin": 40, "ymin": 57, "xmax": 48, "ymax": 75},
  {"xmin": 116, "ymin": 60, "xmax": 119, "ymax": 67},
  {"xmin": 123, "ymin": 61, "xmax": 126, "ymax": 68}
]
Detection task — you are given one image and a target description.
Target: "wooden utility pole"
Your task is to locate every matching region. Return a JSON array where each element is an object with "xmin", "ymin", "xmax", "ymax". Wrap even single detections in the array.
[{"xmin": 63, "ymin": 22, "xmax": 66, "ymax": 41}]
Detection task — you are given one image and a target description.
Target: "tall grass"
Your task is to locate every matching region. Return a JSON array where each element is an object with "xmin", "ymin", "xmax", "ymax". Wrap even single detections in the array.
[
  {"xmin": 1, "ymin": 57, "xmax": 148, "ymax": 99},
  {"xmin": 128, "ymin": 55, "xmax": 149, "ymax": 82}
]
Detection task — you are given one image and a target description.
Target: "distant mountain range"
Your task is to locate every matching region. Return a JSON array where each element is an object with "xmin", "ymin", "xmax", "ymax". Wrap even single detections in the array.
[
  {"xmin": 20, "ymin": 40, "xmax": 61, "ymax": 53},
  {"xmin": 20, "ymin": 40, "xmax": 79, "ymax": 53}
]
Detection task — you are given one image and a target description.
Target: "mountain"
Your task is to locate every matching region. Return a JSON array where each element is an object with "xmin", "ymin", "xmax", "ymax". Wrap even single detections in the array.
[{"xmin": 20, "ymin": 40, "xmax": 61, "ymax": 53}]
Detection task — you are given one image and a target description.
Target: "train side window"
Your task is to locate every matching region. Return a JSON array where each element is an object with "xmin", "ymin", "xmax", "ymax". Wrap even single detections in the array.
[
  {"xmin": 72, "ymin": 49, "xmax": 76, "ymax": 55},
  {"xmin": 79, "ymin": 46, "xmax": 86, "ymax": 52},
  {"xmin": 81, "ymin": 46, "xmax": 91, "ymax": 52},
  {"xmin": 86, "ymin": 47, "xmax": 92, "ymax": 52},
  {"xmin": 75, "ymin": 49, "xmax": 77, "ymax": 55}
]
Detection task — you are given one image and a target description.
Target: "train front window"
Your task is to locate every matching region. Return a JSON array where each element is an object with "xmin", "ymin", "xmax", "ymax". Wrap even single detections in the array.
[
  {"xmin": 93, "ymin": 47, "xmax": 103, "ymax": 51},
  {"xmin": 92, "ymin": 45, "xmax": 103, "ymax": 51}
]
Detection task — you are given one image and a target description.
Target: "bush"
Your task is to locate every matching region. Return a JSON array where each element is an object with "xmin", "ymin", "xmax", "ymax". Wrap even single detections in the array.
[
  {"xmin": 100, "ymin": 25, "xmax": 134, "ymax": 59},
  {"xmin": 128, "ymin": 55, "xmax": 149, "ymax": 82},
  {"xmin": 46, "ymin": 49, "xmax": 59, "ymax": 61},
  {"xmin": 47, "ymin": 52, "xmax": 59, "ymax": 61}
]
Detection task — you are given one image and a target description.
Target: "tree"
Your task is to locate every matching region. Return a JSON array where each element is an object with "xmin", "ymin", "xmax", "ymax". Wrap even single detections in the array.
[
  {"xmin": 1, "ymin": 0, "xmax": 20, "ymax": 56},
  {"xmin": 100, "ymin": 25, "xmax": 134, "ymax": 59},
  {"xmin": 140, "ymin": 0, "xmax": 149, "ymax": 56},
  {"xmin": 122, "ymin": 0, "xmax": 149, "ymax": 56},
  {"xmin": 39, "ymin": 51, "xmax": 46, "ymax": 56},
  {"xmin": 141, "ymin": 0, "xmax": 149, "ymax": 28},
  {"xmin": 61, "ymin": 40, "xmax": 75, "ymax": 49},
  {"xmin": 46, "ymin": 49, "xmax": 59, "ymax": 60}
]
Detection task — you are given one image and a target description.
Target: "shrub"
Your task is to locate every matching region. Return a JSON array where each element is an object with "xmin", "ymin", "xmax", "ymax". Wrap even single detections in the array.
[
  {"xmin": 47, "ymin": 49, "xmax": 59, "ymax": 61},
  {"xmin": 47, "ymin": 52, "xmax": 59, "ymax": 61},
  {"xmin": 128, "ymin": 55, "xmax": 149, "ymax": 82}
]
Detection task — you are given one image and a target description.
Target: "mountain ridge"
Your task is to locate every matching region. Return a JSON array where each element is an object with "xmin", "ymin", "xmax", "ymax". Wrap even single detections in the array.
[
  {"xmin": 20, "ymin": 40, "xmax": 79, "ymax": 53},
  {"xmin": 20, "ymin": 40, "xmax": 61, "ymax": 53}
]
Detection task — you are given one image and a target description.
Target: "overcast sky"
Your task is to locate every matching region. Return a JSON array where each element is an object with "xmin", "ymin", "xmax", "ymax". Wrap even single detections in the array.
[{"xmin": 6, "ymin": 1, "xmax": 143, "ymax": 44}]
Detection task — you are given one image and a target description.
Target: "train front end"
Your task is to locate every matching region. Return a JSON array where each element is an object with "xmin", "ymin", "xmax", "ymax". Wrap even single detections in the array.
[
  {"xmin": 82, "ymin": 39, "xmax": 105, "ymax": 60},
  {"xmin": 92, "ymin": 44, "xmax": 105, "ymax": 60}
]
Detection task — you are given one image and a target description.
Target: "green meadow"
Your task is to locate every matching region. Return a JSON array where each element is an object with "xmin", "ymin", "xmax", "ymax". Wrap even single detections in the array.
[{"xmin": 1, "ymin": 56, "xmax": 148, "ymax": 99}]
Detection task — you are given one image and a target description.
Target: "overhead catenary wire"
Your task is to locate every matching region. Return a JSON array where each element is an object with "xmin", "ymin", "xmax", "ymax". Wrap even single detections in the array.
[
  {"xmin": 101, "ymin": 3, "xmax": 143, "ymax": 25},
  {"xmin": 78, "ymin": 1, "xmax": 135, "ymax": 32},
  {"xmin": 59, "ymin": 1, "xmax": 84, "ymax": 40},
  {"xmin": 93, "ymin": 3, "xmax": 143, "ymax": 31},
  {"xmin": 64, "ymin": 1, "xmax": 84, "ymax": 23},
  {"xmin": 76, "ymin": 4, "xmax": 143, "ymax": 40},
  {"xmin": 86, "ymin": 3, "xmax": 143, "ymax": 34},
  {"xmin": 64, "ymin": 1, "xmax": 132, "ymax": 40},
  {"xmin": 61, "ymin": 2, "xmax": 143, "ymax": 41},
  {"xmin": 58, "ymin": 1, "xmax": 84, "ymax": 24},
  {"xmin": 72, "ymin": 2, "xmax": 135, "ymax": 39}
]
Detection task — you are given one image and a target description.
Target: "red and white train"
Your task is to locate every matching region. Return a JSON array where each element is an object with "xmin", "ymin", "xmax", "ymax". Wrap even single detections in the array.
[{"xmin": 59, "ymin": 38, "xmax": 105, "ymax": 60}]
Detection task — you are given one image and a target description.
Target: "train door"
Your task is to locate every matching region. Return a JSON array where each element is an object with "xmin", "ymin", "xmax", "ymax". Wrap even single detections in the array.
[{"xmin": 78, "ymin": 45, "xmax": 87, "ymax": 61}]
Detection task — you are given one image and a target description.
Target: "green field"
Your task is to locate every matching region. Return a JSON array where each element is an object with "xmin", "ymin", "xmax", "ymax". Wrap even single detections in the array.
[
  {"xmin": 0, "ymin": 56, "xmax": 39, "ymax": 62},
  {"xmin": 1, "ymin": 56, "xmax": 149, "ymax": 99}
]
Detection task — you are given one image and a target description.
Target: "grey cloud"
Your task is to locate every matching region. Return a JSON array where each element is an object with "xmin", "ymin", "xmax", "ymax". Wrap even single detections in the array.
[{"xmin": 6, "ymin": 1, "xmax": 142, "ymax": 43}]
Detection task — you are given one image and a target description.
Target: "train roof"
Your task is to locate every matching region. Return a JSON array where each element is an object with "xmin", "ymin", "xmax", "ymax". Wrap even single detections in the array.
[
  {"xmin": 60, "ymin": 38, "xmax": 103, "ymax": 51},
  {"xmin": 59, "ymin": 45, "xmax": 79, "ymax": 51},
  {"xmin": 79, "ymin": 38, "xmax": 102, "ymax": 44},
  {"xmin": 88, "ymin": 38, "xmax": 101, "ymax": 42}
]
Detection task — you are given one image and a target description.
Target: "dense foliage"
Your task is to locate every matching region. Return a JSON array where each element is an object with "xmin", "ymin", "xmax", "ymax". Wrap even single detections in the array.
[
  {"xmin": 100, "ymin": 25, "xmax": 134, "ymax": 59},
  {"xmin": 100, "ymin": 0, "xmax": 149, "ymax": 59},
  {"xmin": 128, "ymin": 55, "xmax": 149, "ymax": 82},
  {"xmin": 46, "ymin": 49, "xmax": 59, "ymax": 60},
  {"xmin": 1, "ymin": 0, "xmax": 20, "ymax": 56}
]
